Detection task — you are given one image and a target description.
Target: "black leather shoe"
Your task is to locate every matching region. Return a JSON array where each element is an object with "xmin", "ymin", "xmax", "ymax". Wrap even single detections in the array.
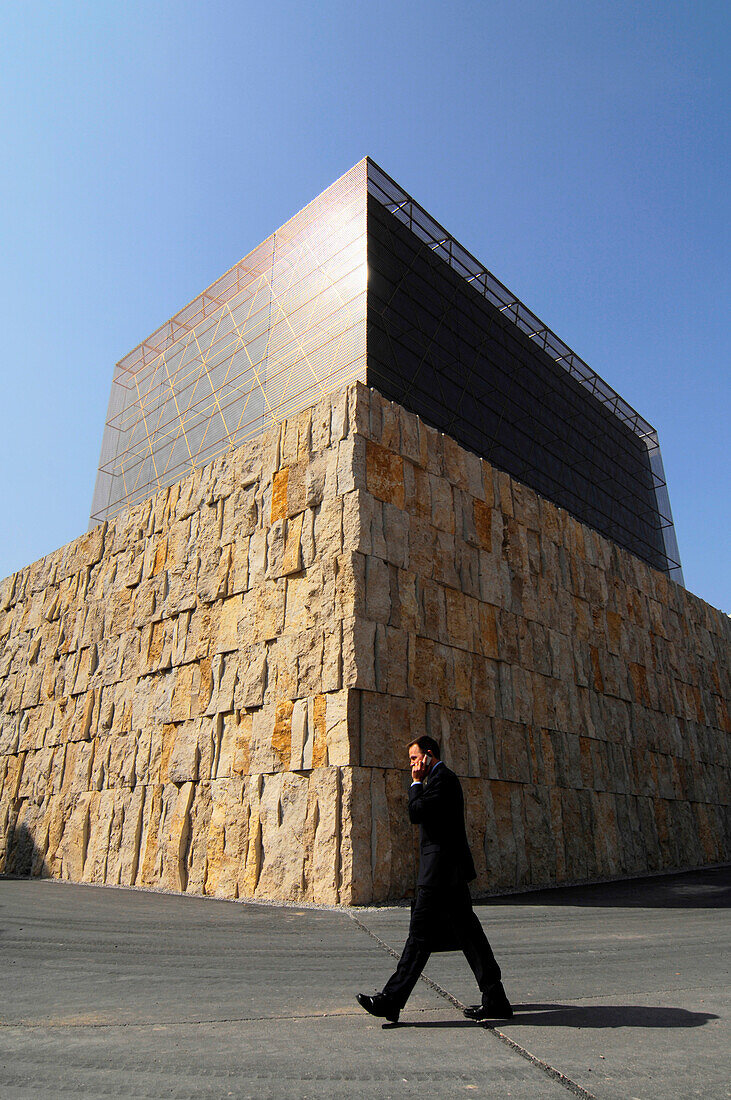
[
  {"xmin": 356, "ymin": 992, "xmax": 400, "ymax": 1023},
  {"xmin": 464, "ymin": 982, "xmax": 513, "ymax": 1020}
]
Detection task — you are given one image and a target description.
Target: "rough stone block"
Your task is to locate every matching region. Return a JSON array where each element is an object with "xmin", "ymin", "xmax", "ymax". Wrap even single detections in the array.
[{"xmin": 365, "ymin": 440, "xmax": 404, "ymax": 508}]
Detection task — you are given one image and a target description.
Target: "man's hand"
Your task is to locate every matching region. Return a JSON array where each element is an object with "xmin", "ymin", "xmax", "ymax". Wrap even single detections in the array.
[{"xmin": 410, "ymin": 751, "xmax": 431, "ymax": 783}]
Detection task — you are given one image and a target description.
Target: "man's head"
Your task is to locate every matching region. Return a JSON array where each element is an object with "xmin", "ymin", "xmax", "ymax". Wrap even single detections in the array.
[{"xmin": 407, "ymin": 735, "xmax": 441, "ymax": 776}]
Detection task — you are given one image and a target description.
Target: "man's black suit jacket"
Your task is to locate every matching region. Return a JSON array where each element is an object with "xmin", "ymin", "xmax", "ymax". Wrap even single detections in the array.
[{"xmin": 408, "ymin": 762, "xmax": 477, "ymax": 890}]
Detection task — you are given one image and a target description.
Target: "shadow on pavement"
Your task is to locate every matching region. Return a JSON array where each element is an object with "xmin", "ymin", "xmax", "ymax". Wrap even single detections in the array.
[
  {"xmin": 475, "ymin": 867, "xmax": 731, "ymax": 910},
  {"xmin": 507, "ymin": 1003, "xmax": 719, "ymax": 1028},
  {"xmin": 389, "ymin": 1004, "xmax": 718, "ymax": 1030}
]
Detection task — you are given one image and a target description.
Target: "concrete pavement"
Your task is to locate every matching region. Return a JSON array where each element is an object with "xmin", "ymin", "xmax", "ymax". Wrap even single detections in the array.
[{"xmin": 1, "ymin": 867, "xmax": 728, "ymax": 1099}]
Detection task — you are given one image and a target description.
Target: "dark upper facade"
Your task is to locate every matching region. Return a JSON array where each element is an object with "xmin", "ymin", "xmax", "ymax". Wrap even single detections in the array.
[
  {"xmin": 366, "ymin": 162, "xmax": 681, "ymax": 579},
  {"xmin": 91, "ymin": 158, "xmax": 682, "ymax": 581}
]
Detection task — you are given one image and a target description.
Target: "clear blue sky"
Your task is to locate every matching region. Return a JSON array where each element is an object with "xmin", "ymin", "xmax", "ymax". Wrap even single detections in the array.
[{"xmin": 1, "ymin": 1, "xmax": 728, "ymax": 610}]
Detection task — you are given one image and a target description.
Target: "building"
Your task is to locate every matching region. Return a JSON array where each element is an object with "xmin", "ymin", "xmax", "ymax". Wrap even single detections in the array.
[
  {"xmin": 4, "ymin": 160, "xmax": 726, "ymax": 905},
  {"xmin": 91, "ymin": 158, "xmax": 682, "ymax": 582}
]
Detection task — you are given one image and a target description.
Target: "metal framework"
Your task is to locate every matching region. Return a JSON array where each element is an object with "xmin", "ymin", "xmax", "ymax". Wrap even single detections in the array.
[
  {"xmin": 90, "ymin": 160, "xmax": 367, "ymax": 524},
  {"xmin": 366, "ymin": 160, "xmax": 682, "ymax": 581}
]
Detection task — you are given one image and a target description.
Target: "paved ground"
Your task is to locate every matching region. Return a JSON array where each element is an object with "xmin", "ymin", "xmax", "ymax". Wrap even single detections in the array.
[{"xmin": 0, "ymin": 867, "xmax": 728, "ymax": 1099}]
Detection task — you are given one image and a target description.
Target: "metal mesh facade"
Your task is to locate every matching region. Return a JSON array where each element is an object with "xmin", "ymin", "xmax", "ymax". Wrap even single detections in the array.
[
  {"xmin": 90, "ymin": 157, "xmax": 682, "ymax": 581},
  {"xmin": 366, "ymin": 161, "xmax": 682, "ymax": 581},
  {"xmin": 90, "ymin": 160, "xmax": 367, "ymax": 524}
]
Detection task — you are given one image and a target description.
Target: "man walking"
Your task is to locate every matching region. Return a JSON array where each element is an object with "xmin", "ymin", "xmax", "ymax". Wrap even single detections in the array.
[{"xmin": 356, "ymin": 735, "xmax": 512, "ymax": 1024}]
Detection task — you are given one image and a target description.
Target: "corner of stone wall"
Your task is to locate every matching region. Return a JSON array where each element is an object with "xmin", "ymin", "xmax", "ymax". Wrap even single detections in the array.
[
  {"xmin": 0, "ymin": 383, "xmax": 377, "ymax": 905},
  {"xmin": 332, "ymin": 382, "xmax": 731, "ymax": 903}
]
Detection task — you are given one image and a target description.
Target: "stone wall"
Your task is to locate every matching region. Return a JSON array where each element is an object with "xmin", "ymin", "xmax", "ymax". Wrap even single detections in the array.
[
  {"xmin": 344, "ymin": 387, "xmax": 730, "ymax": 901},
  {"xmin": 1, "ymin": 382, "xmax": 729, "ymax": 904},
  {"xmin": 0, "ymin": 387, "xmax": 366, "ymax": 903}
]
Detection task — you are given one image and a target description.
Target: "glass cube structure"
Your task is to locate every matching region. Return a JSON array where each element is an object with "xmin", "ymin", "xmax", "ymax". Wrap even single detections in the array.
[{"xmin": 91, "ymin": 157, "xmax": 682, "ymax": 580}]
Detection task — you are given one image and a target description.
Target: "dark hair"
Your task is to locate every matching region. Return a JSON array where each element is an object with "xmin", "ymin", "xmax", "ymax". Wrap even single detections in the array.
[{"xmin": 407, "ymin": 735, "xmax": 441, "ymax": 759}]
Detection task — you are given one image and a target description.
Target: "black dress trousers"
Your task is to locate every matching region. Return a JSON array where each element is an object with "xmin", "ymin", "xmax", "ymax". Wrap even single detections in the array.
[{"xmin": 382, "ymin": 878, "xmax": 501, "ymax": 1008}]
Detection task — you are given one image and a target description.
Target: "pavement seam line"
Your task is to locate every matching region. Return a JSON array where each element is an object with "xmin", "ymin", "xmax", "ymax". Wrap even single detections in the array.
[
  {"xmin": 347, "ymin": 911, "xmax": 598, "ymax": 1100},
  {"xmin": 0, "ymin": 1011, "xmax": 366, "ymax": 1031}
]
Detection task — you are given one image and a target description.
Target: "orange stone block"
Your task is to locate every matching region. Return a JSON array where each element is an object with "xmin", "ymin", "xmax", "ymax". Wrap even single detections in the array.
[
  {"xmin": 152, "ymin": 536, "xmax": 168, "ymax": 576},
  {"xmin": 366, "ymin": 440, "xmax": 405, "ymax": 508},
  {"xmin": 473, "ymin": 499, "xmax": 493, "ymax": 551},
  {"xmin": 147, "ymin": 620, "xmax": 166, "ymax": 667},
  {"xmin": 272, "ymin": 700, "xmax": 294, "ymax": 768},
  {"xmin": 312, "ymin": 693, "xmax": 328, "ymax": 767},
  {"xmin": 271, "ymin": 468, "xmax": 289, "ymax": 523}
]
